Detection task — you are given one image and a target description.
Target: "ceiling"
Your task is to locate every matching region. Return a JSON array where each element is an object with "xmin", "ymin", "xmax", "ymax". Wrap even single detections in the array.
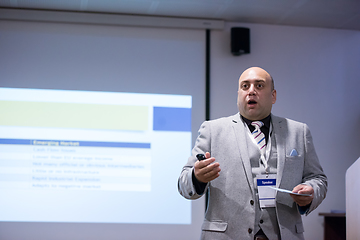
[{"xmin": 1, "ymin": 0, "xmax": 360, "ymax": 31}]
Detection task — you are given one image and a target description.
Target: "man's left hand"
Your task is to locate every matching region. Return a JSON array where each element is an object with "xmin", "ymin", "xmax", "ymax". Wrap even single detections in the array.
[{"xmin": 290, "ymin": 184, "xmax": 314, "ymax": 206}]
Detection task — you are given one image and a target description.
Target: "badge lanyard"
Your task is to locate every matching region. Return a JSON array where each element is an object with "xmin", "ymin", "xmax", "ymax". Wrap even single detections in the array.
[{"xmin": 245, "ymin": 122, "xmax": 277, "ymax": 207}]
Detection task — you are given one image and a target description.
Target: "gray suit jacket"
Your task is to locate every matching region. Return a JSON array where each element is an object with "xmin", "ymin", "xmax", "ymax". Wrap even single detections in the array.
[{"xmin": 178, "ymin": 113, "xmax": 327, "ymax": 240}]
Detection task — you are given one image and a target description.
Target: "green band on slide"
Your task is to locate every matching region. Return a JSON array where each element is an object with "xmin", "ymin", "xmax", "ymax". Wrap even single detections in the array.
[{"xmin": 0, "ymin": 101, "xmax": 148, "ymax": 131}]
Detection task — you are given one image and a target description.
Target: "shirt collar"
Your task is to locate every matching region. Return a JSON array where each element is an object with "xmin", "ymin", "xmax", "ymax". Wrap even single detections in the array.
[{"xmin": 240, "ymin": 114, "xmax": 271, "ymax": 129}]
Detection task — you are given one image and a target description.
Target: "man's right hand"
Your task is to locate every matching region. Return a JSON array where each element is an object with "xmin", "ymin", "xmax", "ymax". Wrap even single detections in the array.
[{"xmin": 194, "ymin": 152, "xmax": 221, "ymax": 183}]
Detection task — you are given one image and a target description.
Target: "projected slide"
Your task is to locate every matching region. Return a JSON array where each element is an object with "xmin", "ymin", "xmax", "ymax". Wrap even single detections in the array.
[{"xmin": 0, "ymin": 88, "xmax": 192, "ymax": 224}]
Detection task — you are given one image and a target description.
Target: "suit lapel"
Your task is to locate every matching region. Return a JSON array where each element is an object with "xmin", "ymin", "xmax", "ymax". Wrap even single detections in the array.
[
  {"xmin": 271, "ymin": 114, "xmax": 286, "ymax": 187},
  {"xmin": 231, "ymin": 113, "xmax": 255, "ymax": 194}
]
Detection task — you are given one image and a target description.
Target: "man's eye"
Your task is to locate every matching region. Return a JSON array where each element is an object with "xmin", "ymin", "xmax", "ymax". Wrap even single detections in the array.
[
  {"xmin": 256, "ymin": 84, "xmax": 264, "ymax": 88},
  {"xmin": 241, "ymin": 84, "xmax": 248, "ymax": 89}
]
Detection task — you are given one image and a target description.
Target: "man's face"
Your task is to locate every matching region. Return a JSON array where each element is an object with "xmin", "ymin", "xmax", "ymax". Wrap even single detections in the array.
[{"xmin": 237, "ymin": 67, "xmax": 276, "ymax": 121}]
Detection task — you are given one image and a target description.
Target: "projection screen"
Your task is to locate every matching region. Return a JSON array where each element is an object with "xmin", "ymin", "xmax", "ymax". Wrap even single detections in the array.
[{"xmin": 0, "ymin": 17, "xmax": 206, "ymax": 240}]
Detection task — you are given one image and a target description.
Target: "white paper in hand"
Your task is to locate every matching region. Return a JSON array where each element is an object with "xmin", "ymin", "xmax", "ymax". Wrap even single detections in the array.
[{"xmin": 268, "ymin": 186, "xmax": 312, "ymax": 196}]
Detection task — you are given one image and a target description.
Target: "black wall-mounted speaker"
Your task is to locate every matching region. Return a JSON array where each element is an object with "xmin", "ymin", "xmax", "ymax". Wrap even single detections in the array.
[{"xmin": 231, "ymin": 27, "xmax": 250, "ymax": 56}]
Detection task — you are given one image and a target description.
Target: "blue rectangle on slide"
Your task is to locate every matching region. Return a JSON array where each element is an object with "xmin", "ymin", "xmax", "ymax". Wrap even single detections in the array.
[
  {"xmin": 153, "ymin": 107, "xmax": 191, "ymax": 132},
  {"xmin": 0, "ymin": 138, "xmax": 150, "ymax": 148}
]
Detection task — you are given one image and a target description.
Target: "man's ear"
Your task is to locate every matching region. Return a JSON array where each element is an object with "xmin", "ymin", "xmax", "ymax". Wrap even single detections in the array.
[{"xmin": 272, "ymin": 90, "xmax": 277, "ymax": 104}]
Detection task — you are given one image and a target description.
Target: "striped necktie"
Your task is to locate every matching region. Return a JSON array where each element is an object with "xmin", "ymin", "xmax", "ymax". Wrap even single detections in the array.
[{"xmin": 251, "ymin": 121, "xmax": 266, "ymax": 154}]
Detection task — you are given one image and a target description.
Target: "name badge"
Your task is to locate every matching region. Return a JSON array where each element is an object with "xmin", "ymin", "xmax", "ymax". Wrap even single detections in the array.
[{"xmin": 256, "ymin": 174, "xmax": 276, "ymax": 208}]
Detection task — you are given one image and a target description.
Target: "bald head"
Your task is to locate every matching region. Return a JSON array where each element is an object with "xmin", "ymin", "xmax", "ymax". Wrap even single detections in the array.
[{"xmin": 240, "ymin": 67, "xmax": 274, "ymax": 90}]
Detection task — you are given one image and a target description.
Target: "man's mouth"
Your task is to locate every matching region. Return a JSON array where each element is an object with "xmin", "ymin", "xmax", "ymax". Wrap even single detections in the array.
[{"xmin": 247, "ymin": 100, "xmax": 257, "ymax": 106}]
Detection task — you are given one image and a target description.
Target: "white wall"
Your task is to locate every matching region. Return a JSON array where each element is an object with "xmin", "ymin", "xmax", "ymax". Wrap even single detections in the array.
[{"xmin": 210, "ymin": 22, "xmax": 360, "ymax": 240}]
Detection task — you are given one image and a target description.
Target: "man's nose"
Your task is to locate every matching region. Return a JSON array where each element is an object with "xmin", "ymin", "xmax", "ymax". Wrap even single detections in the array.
[{"xmin": 248, "ymin": 84, "xmax": 256, "ymax": 94}]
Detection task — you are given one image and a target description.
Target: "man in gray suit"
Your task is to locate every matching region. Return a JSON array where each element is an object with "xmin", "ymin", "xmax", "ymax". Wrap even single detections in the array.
[{"xmin": 178, "ymin": 67, "xmax": 327, "ymax": 240}]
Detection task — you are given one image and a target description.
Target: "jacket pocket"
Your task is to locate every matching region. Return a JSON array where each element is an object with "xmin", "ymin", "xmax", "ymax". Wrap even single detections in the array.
[
  {"xmin": 285, "ymin": 155, "xmax": 303, "ymax": 160},
  {"xmin": 202, "ymin": 220, "xmax": 228, "ymax": 232}
]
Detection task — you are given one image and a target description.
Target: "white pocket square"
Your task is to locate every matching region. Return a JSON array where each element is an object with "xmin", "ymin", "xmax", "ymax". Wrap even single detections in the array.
[{"xmin": 290, "ymin": 149, "xmax": 298, "ymax": 156}]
